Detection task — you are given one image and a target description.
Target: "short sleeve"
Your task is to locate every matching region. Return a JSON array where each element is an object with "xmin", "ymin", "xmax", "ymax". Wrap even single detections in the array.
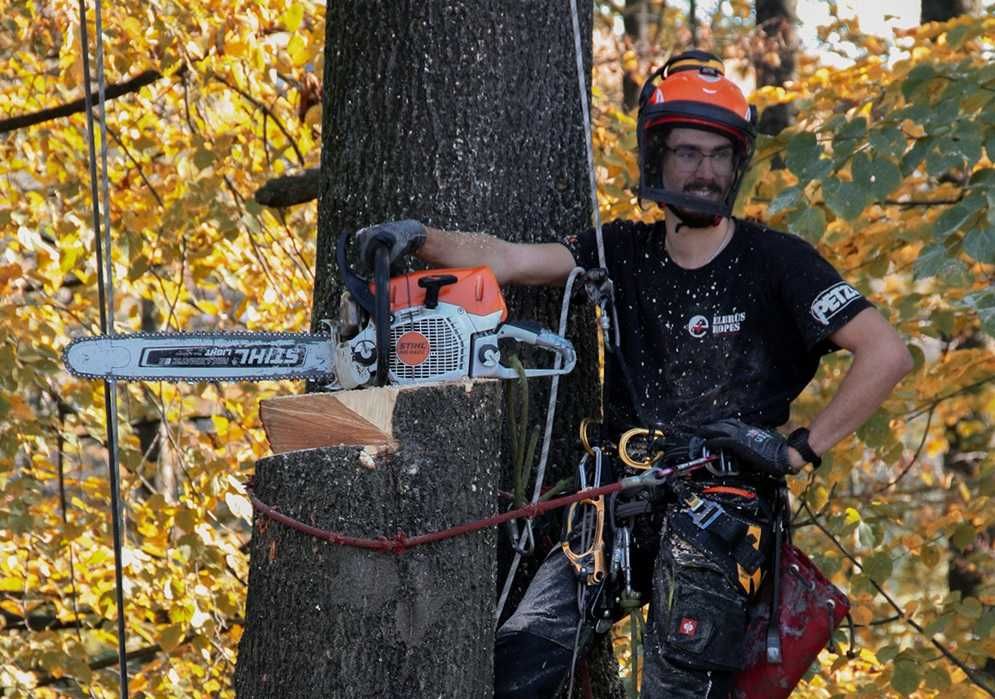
[
  {"xmin": 560, "ymin": 228, "xmax": 599, "ymax": 270},
  {"xmin": 772, "ymin": 235, "xmax": 873, "ymax": 352}
]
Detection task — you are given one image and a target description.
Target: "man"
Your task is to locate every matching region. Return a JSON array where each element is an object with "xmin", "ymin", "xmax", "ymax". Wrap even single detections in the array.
[{"xmin": 357, "ymin": 51, "xmax": 912, "ymax": 698}]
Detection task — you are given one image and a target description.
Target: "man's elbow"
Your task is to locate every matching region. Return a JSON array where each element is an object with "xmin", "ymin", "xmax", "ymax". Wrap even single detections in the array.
[{"xmin": 880, "ymin": 336, "xmax": 914, "ymax": 384}]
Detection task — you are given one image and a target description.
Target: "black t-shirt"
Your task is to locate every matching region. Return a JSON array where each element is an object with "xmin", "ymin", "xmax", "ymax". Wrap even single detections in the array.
[{"xmin": 562, "ymin": 218, "xmax": 872, "ymax": 434}]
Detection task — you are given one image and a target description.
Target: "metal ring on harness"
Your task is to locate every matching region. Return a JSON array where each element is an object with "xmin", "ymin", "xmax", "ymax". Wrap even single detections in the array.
[
  {"xmin": 618, "ymin": 427, "xmax": 666, "ymax": 470},
  {"xmin": 579, "ymin": 417, "xmax": 601, "ymax": 457},
  {"xmin": 561, "ymin": 496, "xmax": 607, "ymax": 585}
]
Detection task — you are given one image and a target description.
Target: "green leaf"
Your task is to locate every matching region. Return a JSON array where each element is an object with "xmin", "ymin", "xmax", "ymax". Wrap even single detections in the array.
[
  {"xmin": 852, "ymin": 154, "xmax": 903, "ymax": 202},
  {"xmin": 787, "ymin": 205, "xmax": 826, "ymax": 243},
  {"xmin": 934, "ymin": 195, "xmax": 984, "ymax": 238},
  {"xmin": 857, "ymin": 410, "xmax": 891, "ymax": 448},
  {"xmin": 901, "ymin": 64, "xmax": 938, "ymax": 101},
  {"xmin": 856, "ymin": 522, "xmax": 876, "ymax": 549},
  {"xmin": 822, "ymin": 178, "xmax": 868, "ymax": 220},
  {"xmin": 786, "ymin": 132, "xmax": 831, "ymax": 184},
  {"xmin": 768, "ymin": 185, "xmax": 804, "ymax": 216},
  {"xmin": 901, "ymin": 137, "xmax": 932, "ymax": 176},
  {"xmin": 950, "ymin": 522, "xmax": 976, "ymax": 551},
  {"xmin": 987, "ymin": 127, "xmax": 995, "ymax": 165},
  {"xmin": 891, "ymin": 660, "xmax": 921, "ymax": 695},
  {"xmin": 876, "ymin": 644, "xmax": 901, "ymax": 663},
  {"xmin": 193, "ymin": 147, "xmax": 215, "ymax": 170},
  {"xmin": 975, "ymin": 609, "xmax": 995, "ymax": 637},
  {"xmin": 961, "ymin": 289, "xmax": 995, "ymax": 336},
  {"xmin": 959, "ymin": 597, "xmax": 983, "ymax": 620},
  {"xmin": 964, "ymin": 224, "xmax": 995, "ymax": 263},
  {"xmin": 925, "ymin": 612, "xmax": 954, "ymax": 635},
  {"xmin": 863, "ymin": 551, "xmax": 893, "ymax": 583},
  {"xmin": 924, "ymin": 666, "xmax": 951, "ymax": 691},
  {"xmin": 946, "ymin": 124, "xmax": 984, "ymax": 168},
  {"xmin": 925, "ymin": 145, "xmax": 964, "ymax": 178},
  {"xmin": 833, "ymin": 116, "xmax": 867, "ymax": 150},
  {"xmin": 869, "ymin": 125, "xmax": 907, "ymax": 160}
]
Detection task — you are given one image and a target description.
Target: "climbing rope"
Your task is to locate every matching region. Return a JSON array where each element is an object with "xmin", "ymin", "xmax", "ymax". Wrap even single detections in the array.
[
  {"xmin": 246, "ymin": 458, "xmax": 711, "ymax": 554},
  {"xmin": 77, "ymin": 0, "xmax": 129, "ymax": 694}
]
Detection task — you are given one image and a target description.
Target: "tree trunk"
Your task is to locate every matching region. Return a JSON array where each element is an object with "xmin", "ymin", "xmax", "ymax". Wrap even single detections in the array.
[
  {"xmin": 921, "ymin": 0, "xmax": 977, "ymax": 22},
  {"xmin": 237, "ymin": 1, "xmax": 621, "ymax": 695},
  {"xmin": 754, "ymin": 0, "xmax": 798, "ymax": 137},
  {"xmin": 233, "ymin": 381, "xmax": 502, "ymax": 697}
]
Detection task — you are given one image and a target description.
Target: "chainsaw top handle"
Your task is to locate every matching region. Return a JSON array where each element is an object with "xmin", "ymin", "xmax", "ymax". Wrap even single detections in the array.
[
  {"xmin": 372, "ymin": 244, "xmax": 391, "ymax": 385},
  {"xmin": 336, "ymin": 231, "xmax": 376, "ymax": 316},
  {"xmin": 336, "ymin": 231, "xmax": 392, "ymax": 385}
]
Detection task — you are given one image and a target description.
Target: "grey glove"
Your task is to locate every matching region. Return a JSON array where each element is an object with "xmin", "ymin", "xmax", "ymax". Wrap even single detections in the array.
[
  {"xmin": 696, "ymin": 418, "xmax": 792, "ymax": 477},
  {"xmin": 356, "ymin": 220, "xmax": 427, "ymax": 270}
]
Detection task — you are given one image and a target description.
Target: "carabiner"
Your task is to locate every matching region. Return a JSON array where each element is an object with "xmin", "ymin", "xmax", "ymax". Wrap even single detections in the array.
[
  {"xmin": 618, "ymin": 427, "xmax": 666, "ymax": 470},
  {"xmin": 579, "ymin": 417, "xmax": 601, "ymax": 457}
]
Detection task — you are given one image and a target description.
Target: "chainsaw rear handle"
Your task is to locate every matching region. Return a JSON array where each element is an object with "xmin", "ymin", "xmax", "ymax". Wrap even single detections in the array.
[{"xmin": 471, "ymin": 321, "xmax": 577, "ymax": 379}]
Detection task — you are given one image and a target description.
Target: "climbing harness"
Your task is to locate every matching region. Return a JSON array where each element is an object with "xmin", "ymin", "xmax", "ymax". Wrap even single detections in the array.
[{"xmin": 77, "ymin": 0, "xmax": 129, "ymax": 694}]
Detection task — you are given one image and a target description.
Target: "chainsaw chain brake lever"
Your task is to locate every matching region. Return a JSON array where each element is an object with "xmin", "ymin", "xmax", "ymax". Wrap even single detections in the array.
[{"xmin": 471, "ymin": 321, "xmax": 577, "ymax": 379}]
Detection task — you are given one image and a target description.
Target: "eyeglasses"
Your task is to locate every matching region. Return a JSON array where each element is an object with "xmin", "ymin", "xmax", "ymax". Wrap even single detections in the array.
[{"xmin": 664, "ymin": 145, "xmax": 736, "ymax": 175}]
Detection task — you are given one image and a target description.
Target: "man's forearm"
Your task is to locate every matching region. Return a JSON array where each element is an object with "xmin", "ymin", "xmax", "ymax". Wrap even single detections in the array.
[
  {"xmin": 803, "ymin": 344, "xmax": 913, "ymax": 461},
  {"xmin": 415, "ymin": 226, "xmax": 577, "ymax": 286},
  {"xmin": 416, "ymin": 227, "xmax": 512, "ymax": 277}
]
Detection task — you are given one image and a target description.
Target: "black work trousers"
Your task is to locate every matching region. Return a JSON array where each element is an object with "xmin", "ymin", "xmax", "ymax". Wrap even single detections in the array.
[{"xmin": 494, "ymin": 514, "xmax": 751, "ymax": 698}]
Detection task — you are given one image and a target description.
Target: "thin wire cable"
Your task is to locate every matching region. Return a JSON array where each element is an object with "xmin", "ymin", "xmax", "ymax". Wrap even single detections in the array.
[
  {"xmin": 569, "ymin": 0, "xmax": 606, "ymax": 271},
  {"xmin": 78, "ymin": 1, "xmax": 129, "ymax": 695},
  {"xmin": 495, "ymin": 266, "xmax": 584, "ymax": 622}
]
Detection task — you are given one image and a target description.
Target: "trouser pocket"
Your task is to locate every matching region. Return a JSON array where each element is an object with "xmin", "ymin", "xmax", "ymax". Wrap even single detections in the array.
[{"xmin": 661, "ymin": 569, "xmax": 749, "ymax": 672}]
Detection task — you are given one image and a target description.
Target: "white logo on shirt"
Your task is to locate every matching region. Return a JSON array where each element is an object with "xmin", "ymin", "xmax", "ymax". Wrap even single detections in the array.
[
  {"xmin": 810, "ymin": 282, "xmax": 862, "ymax": 326},
  {"xmin": 688, "ymin": 312, "xmax": 746, "ymax": 338},
  {"xmin": 688, "ymin": 315, "xmax": 709, "ymax": 338},
  {"xmin": 712, "ymin": 312, "xmax": 746, "ymax": 335}
]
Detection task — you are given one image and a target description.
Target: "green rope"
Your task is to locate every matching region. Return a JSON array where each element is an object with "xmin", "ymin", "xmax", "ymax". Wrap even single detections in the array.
[
  {"xmin": 620, "ymin": 593, "xmax": 645, "ymax": 698},
  {"xmin": 506, "ymin": 355, "xmax": 539, "ymax": 509}
]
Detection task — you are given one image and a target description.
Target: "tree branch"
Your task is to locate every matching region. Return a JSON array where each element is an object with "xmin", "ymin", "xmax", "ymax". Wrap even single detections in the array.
[
  {"xmin": 253, "ymin": 168, "xmax": 320, "ymax": 208},
  {"xmin": 0, "ymin": 70, "xmax": 162, "ymax": 134},
  {"xmin": 801, "ymin": 500, "xmax": 995, "ymax": 697}
]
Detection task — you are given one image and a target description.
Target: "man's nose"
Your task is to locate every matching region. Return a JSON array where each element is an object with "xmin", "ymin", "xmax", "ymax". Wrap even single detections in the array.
[{"xmin": 694, "ymin": 153, "xmax": 716, "ymax": 176}]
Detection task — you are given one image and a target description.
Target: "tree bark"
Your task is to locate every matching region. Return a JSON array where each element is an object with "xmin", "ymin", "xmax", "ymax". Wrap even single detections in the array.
[
  {"xmin": 234, "ymin": 381, "xmax": 502, "ymax": 698},
  {"xmin": 754, "ymin": 0, "xmax": 798, "ymax": 137},
  {"xmin": 921, "ymin": 0, "xmax": 978, "ymax": 22},
  {"xmin": 314, "ymin": 0, "xmax": 601, "ymax": 616}
]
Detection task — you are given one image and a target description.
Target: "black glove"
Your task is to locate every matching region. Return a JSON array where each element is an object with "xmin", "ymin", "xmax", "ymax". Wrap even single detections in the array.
[
  {"xmin": 696, "ymin": 418, "xmax": 792, "ymax": 477},
  {"xmin": 356, "ymin": 220, "xmax": 427, "ymax": 270}
]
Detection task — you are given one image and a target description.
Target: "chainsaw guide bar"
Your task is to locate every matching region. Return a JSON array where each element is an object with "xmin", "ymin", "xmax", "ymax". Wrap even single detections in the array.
[{"xmin": 63, "ymin": 331, "xmax": 337, "ymax": 383}]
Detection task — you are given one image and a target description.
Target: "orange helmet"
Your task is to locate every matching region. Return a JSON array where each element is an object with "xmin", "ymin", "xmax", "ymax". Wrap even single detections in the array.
[{"xmin": 637, "ymin": 50, "xmax": 758, "ymax": 219}]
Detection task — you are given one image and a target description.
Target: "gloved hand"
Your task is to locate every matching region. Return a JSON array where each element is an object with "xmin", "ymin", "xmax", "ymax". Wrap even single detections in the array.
[
  {"xmin": 696, "ymin": 418, "xmax": 793, "ymax": 477},
  {"xmin": 356, "ymin": 220, "xmax": 427, "ymax": 270}
]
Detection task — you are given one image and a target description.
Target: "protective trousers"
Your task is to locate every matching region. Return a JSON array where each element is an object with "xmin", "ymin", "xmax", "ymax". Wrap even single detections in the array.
[{"xmin": 494, "ymin": 505, "xmax": 756, "ymax": 698}]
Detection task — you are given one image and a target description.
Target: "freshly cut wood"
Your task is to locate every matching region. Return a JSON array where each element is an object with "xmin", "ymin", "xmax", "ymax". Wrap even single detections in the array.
[
  {"xmin": 259, "ymin": 385, "xmax": 404, "ymax": 453},
  {"xmin": 260, "ymin": 382, "xmax": 487, "ymax": 453}
]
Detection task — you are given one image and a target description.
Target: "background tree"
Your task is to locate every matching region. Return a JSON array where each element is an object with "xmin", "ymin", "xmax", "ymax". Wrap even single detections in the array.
[{"xmin": 753, "ymin": 0, "xmax": 798, "ymax": 136}]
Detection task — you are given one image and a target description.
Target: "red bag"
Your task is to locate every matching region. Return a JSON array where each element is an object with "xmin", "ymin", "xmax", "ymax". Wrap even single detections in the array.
[{"xmin": 733, "ymin": 544, "xmax": 850, "ymax": 699}]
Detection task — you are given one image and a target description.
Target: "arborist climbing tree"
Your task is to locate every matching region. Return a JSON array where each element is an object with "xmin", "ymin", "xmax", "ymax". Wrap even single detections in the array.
[{"xmin": 356, "ymin": 50, "xmax": 914, "ymax": 697}]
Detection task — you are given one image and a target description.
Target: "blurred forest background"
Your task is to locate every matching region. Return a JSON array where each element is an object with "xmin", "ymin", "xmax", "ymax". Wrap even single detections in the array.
[{"xmin": 1, "ymin": 0, "xmax": 994, "ymax": 696}]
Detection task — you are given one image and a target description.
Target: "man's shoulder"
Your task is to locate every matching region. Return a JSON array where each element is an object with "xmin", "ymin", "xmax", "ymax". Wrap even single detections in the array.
[{"xmin": 736, "ymin": 218, "xmax": 819, "ymax": 256}]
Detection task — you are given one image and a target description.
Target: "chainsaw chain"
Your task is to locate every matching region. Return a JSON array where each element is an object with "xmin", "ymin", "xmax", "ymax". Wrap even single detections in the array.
[{"xmin": 62, "ymin": 330, "xmax": 335, "ymax": 384}]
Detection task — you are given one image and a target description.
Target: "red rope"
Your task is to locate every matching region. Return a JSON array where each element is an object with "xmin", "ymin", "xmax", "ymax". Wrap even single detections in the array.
[
  {"xmin": 246, "ymin": 459, "xmax": 713, "ymax": 554},
  {"xmin": 247, "ymin": 480, "xmax": 625, "ymax": 554}
]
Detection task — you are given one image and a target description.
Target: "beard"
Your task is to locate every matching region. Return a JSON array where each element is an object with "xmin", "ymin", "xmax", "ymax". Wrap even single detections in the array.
[{"xmin": 668, "ymin": 178, "xmax": 727, "ymax": 230}]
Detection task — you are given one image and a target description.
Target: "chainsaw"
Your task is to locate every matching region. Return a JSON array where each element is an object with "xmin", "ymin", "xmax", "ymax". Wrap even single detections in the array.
[{"xmin": 63, "ymin": 232, "xmax": 577, "ymax": 387}]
